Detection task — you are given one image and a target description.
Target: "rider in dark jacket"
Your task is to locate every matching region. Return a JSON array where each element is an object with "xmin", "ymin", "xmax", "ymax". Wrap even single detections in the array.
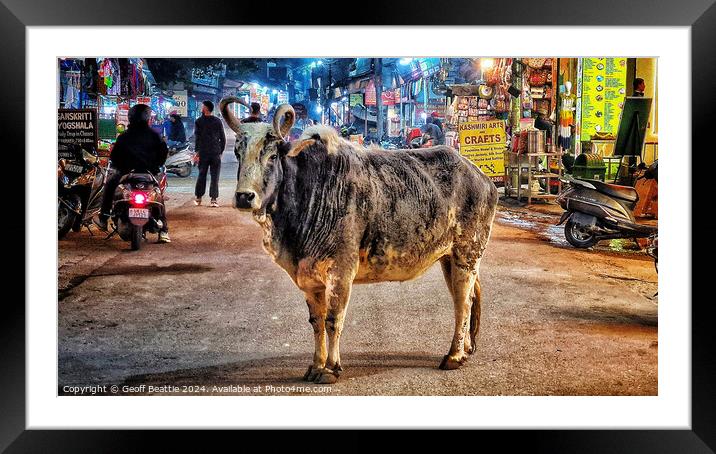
[
  {"xmin": 94, "ymin": 104, "xmax": 171, "ymax": 242},
  {"xmin": 166, "ymin": 113, "xmax": 187, "ymax": 146}
]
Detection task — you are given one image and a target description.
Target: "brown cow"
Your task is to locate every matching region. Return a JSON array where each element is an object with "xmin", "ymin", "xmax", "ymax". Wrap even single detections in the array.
[{"xmin": 221, "ymin": 97, "xmax": 498, "ymax": 384}]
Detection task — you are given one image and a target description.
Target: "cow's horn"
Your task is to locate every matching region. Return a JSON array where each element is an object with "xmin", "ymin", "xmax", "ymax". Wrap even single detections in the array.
[
  {"xmin": 219, "ymin": 96, "xmax": 249, "ymax": 134},
  {"xmin": 273, "ymin": 104, "xmax": 295, "ymax": 140}
]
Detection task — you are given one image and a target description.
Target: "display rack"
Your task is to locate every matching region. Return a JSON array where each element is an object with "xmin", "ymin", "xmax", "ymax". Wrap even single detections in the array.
[{"xmin": 504, "ymin": 151, "xmax": 563, "ymax": 205}]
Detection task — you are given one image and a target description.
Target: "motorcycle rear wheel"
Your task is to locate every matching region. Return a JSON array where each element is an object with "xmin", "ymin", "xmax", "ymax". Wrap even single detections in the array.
[
  {"xmin": 564, "ymin": 219, "xmax": 598, "ymax": 248},
  {"xmin": 58, "ymin": 194, "xmax": 80, "ymax": 239},
  {"xmin": 130, "ymin": 225, "xmax": 143, "ymax": 251}
]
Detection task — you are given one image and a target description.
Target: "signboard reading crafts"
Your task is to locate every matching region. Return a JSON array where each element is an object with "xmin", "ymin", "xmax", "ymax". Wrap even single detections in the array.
[
  {"xmin": 580, "ymin": 58, "xmax": 627, "ymax": 137},
  {"xmin": 458, "ymin": 120, "xmax": 506, "ymax": 182},
  {"xmin": 58, "ymin": 109, "xmax": 97, "ymax": 159}
]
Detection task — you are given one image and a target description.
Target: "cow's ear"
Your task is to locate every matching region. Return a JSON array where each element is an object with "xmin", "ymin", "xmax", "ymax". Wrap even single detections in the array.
[{"xmin": 286, "ymin": 139, "xmax": 316, "ymax": 158}]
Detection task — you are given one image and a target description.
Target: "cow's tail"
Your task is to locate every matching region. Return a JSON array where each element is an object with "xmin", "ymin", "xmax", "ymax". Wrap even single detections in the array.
[
  {"xmin": 468, "ymin": 188, "xmax": 495, "ymax": 352},
  {"xmin": 468, "ymin": 279, "xmax": 482, "ymax": 352}
]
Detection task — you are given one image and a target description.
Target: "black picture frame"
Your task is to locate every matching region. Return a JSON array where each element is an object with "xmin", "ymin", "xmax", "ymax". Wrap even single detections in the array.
[{"xmin": 3, "ymin": 0, "xmax": 709, "ymax": 450}]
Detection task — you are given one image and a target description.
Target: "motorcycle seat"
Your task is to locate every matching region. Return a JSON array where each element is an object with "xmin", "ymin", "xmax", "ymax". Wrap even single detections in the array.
[
  {"xmin": 120, "ymin": 173, "xmax": 157, "ymax": 185},
  {"xmin": 584, "ymin": 179, "xmax": 639, "ymax": 203}
]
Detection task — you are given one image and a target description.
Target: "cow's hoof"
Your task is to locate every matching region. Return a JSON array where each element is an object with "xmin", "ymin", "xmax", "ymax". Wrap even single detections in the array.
[
  {"xmin": 303, "ymin": 365, "xmax": 321, "ymax": 382},
  {"xmin": 439, "ymin": 354, "xmax": 466, "ymax": 370},
  {"xmin": 303, "ymin": 366, "xmax": 340, "ymax": 383},
  {"xmin": 314, "ymin": 370, "xmax": 339, "ymax": 384}
]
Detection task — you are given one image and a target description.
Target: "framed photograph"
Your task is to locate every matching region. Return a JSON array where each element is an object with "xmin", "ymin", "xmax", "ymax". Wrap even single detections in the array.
[{"xmin": 5, "ymin": 0, "xmax": 709, "ymax": 450}]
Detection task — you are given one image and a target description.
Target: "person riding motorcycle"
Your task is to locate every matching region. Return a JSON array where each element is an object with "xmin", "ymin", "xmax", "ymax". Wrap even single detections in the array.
[
  {"xmin": 420, "ymin": 117, "xmax": 444, "ymax": 146},
  {"xmin": 164, "ymin": 112, "xmax": 187, "ymax": 148},
  {"xmin": 94, "ymin": 104, "xmax": 171, "ymax": 243}
]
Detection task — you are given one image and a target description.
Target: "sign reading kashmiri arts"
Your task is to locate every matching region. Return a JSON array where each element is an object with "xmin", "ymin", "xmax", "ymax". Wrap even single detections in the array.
[{"xmin": 458, "ymin": 120, "xmax": 507, "ymax": 182}]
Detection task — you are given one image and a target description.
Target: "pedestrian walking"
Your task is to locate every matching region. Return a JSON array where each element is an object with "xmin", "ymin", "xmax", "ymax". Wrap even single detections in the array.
[
  {"xmin": 194, "ymin": 100, "xmax": 226, "ymax": 208},
  {"xmin": 242, "ymin": 102, "xmax": 263, "ymax": 124}
]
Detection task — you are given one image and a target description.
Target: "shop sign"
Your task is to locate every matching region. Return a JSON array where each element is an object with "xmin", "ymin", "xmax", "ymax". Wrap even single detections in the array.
[
  {"xmin": 277, "ymin": 91, "xmax": 289, "ymax": 105},
  {"xmin": 349, "ymin": 93, "xmax": 364, "ymax": 107},
  {"xmin": 458, "ymin": 120, "xmax": 506, "ymax": 182},
  {"xmin": 58, "ymin": 109, "xmax": 98, "ymax": 158},
  {"xmin": 137, "ymin": 96, "xmax": 151, "ymax": 105},
  {"xmin": 291, "ymin": 103, "xmax": 308, "ymax": 119},
  {"xmin": 116, "ymin": 103, "xmax": 129, "ymax": 127},
  {"xmin": 222, "ymin": 87, "xmax": 238, "ymax": 98},
  {"xmin": 260, "ymin": 94, "xmax": 270, "ymax": 115},
  {"xmin": 171, "ymin": 90, "xmax": 188, "ymax": 117},
  {"xmin": 191, "ymin": 68, "xmax": 220, "ymax": 88},
  {"xmin": 365, "ymin": 81, "xmax": 401, "ymax": 106},
  {"xmin": 580, "ymin": 58, "xmax": 627, "ymax": 138}
]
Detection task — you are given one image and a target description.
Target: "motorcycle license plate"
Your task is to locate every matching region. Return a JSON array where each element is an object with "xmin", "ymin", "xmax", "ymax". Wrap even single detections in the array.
[{"xmin": 128, "ymin": 208, "xmax": 149, "ymax": 219}]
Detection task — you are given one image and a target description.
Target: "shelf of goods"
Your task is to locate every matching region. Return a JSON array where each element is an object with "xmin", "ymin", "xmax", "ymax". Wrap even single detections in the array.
[{"xmin": 504, "ymin": 150, "xmax": 563, "ymax": 205}]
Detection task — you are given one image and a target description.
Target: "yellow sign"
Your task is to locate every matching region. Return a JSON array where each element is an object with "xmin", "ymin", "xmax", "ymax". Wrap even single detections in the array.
[
  {"xmin": 458, "ymin": 120, "xmax": 507, "ymax": 181},
  {"xmin": 581, "ymin": 58, "xmax": 627, "ymax": 138}
]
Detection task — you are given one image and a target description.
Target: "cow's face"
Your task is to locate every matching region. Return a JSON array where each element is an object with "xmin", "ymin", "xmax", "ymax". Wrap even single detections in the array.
[
  {"xmin": 218, "ymin": 99, "xmax": 295, "ymax": 214},
  {"xmin": 233, "ymin": 125, "xmax": 288, "ymax": 211}
]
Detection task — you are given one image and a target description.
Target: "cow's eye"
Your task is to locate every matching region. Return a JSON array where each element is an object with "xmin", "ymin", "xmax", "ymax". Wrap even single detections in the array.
[{"xmin": 268, "ymin": 154, "xmax": 277, "ymax": 163}]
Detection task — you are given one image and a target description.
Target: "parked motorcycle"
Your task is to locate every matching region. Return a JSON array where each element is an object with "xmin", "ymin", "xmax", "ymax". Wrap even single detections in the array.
[
  {"xmin": 109, "ymin": 169, "xmax": 167, "ymax": 250},
  {"xmin": 165, "ymin": 141, "xmax": 195, "ymax": 178},
  {"xmin": 410, "ymin": 133, "xmax": 435, "ymax": 149},
  {"xmin": 58, "ymin": 146, "xmax": 106, "ymax": 239},
  {"xmin": 556, "ymin": 160, "xmax": 658, "ymax": 249}
]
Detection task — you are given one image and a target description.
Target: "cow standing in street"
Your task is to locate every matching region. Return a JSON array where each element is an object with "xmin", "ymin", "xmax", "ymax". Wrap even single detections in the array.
[{"xmin": 220, "ymin": 97, "xmax": 499, "ymax": 384}]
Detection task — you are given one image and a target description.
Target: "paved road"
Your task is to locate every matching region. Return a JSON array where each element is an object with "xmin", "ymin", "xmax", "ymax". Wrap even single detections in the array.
[{"xmin": 58, "ymin": 159, "xmax": 658, "ymax": 396}]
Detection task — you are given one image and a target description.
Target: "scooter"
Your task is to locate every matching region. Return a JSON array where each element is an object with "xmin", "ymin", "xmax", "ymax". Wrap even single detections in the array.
[
  {"xmin": 165, "ymin": 141, "xmax": 195, "ymax": 178},
  {"xmin": 58, "ymin": 146, "xmax": 106, "ymax": 239},
  {"xmin": 108, "ymin": 168, "xmax": 167, "ymax": 250},
  {"xmin": 556, "ymin": 161, "xmax": 658, "ymax": 249}
]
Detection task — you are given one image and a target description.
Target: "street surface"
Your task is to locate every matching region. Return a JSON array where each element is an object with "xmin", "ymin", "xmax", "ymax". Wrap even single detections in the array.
[{"xmin": 58, "ymin": 136, "xmax": 658, "ymax": 396}]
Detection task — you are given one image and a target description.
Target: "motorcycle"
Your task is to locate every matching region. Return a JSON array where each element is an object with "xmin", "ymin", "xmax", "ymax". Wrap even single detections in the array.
[
  {"xmin": 58, "ymin": 146, "xmax": 106, "ymax": 239},
  {"xmin": 556, "ymin": 160, "xmax": 658, "ymax": 250},
  {"xmin": 164, "ymin": 141, "xmax": 195, "ymax": 178},
  {"xmin": 108, "ymin": 168, "xmax": 167, "ymax": 250},
  {"xmin": 410, "ymin": 133, "xmax": 435, "ymax": 149},
  {"xmin": 380, "ymin": 135, "xmax": 405, "ymax": 150}
]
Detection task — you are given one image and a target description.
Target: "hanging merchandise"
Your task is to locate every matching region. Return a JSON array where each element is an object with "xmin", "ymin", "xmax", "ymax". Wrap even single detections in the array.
[
  {"xmin": 528, "ymin": 69, "xmax": 548, "ymax": 87},
  {"xmin": 526, "ymin": 58, "xmax": 547, "ymax": 69},
  {"xmin": 559, "ymin": 81, "xmax": 576, "ymax": 151},
  {"xmin": 97, "ymin": 58, "xmax": 121, "ymax": 96}
]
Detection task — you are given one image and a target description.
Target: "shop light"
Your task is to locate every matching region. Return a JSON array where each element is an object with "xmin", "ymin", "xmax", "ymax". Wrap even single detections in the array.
[
  {"xmin": 420, "ymin": 112, "xmax": 428, "ymax": 120},
  {"xmin": 315, "ymin": 106, "xmax": 323, "ymax": 113},
  {"xmin": 317, "ymin": 60, "xmax": 323, "ymax": 66},
  {"xmin": 272, "ymin": 89, "xmax": 278, "ymax": 94},
  {"xmin": 481, "ymin": 58, "xmax": 495, "ymax": 69},
  {"xmin": 399, "ymin": 58, "xmax": 413, "ymax": 65}
]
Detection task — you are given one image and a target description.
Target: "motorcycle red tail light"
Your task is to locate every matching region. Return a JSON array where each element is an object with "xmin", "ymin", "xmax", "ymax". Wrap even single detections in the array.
[{"xmin": 132, "ymin": 192, "xmax": 148, "ymax": 206}]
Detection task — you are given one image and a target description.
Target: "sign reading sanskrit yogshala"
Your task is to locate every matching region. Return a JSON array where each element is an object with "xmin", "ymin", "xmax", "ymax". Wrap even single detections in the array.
[
  {"xmin": 58, "ymin": 109, "xmax": 97, "ymax": 159},
  {"xmin": 458, "ymin": 120, "xmax": 506, "ymax": 182}
]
